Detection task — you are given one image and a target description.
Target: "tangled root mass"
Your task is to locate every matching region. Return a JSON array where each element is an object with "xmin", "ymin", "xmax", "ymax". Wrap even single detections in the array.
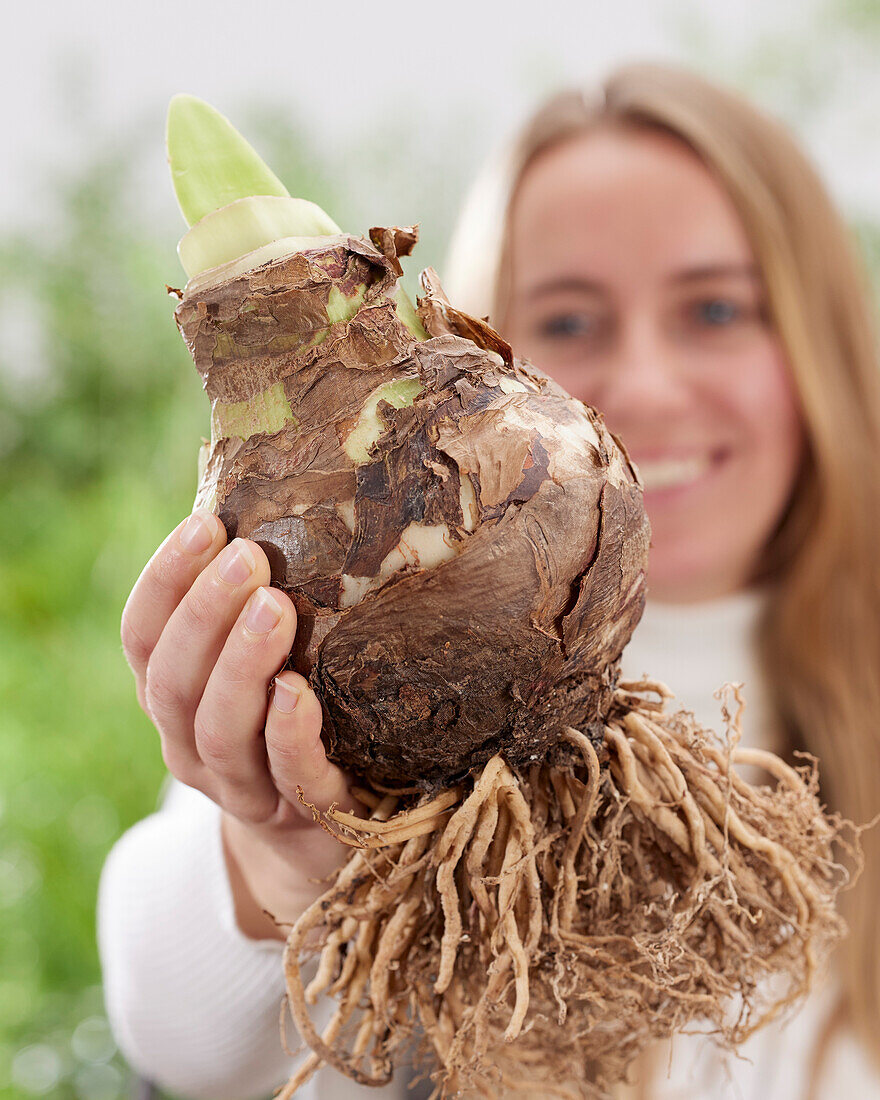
[{"xmin": 276, "ymin": 681, "xmax": 852, "ymax": 1098}]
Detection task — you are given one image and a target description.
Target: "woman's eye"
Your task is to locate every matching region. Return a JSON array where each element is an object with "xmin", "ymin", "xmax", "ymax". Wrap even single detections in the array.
[
  {"xmin": 539, "ymin": 313, "xmax": 597, "ymax": 339},
  {"xmin": 692, "ymin": 298, "xmax": 744, "ymax": 326}
]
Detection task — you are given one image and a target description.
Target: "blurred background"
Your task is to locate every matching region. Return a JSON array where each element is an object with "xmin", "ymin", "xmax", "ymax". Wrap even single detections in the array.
[{"xmin": 0, "ymin": 0, "xmax": 878, "ymax": 1096}]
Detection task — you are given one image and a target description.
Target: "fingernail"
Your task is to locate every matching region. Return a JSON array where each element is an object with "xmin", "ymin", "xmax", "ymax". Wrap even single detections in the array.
[
  {"xmin": 179, "ymin": 510, "xmax": 214, "ymax": 555},
  {"xmin": 218, "ymin": 539, "xmax": 256, "ymax": 585},
  {"xmin": 273, "ymin": 679, "xmax": 300, "ymax": 713},
  {"xmin": 245, "ymin": 587, "xmax": 282, "ymax": 634}
]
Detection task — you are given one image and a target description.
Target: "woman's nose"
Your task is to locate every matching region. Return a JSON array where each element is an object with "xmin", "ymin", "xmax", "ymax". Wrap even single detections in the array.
[{"xmin": 592, "ymin": 319, "xmax": 694, "ymax": 423}]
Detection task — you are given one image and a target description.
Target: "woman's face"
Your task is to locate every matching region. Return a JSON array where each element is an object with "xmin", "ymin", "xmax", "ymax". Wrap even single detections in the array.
[{"xmin": 503, "ymin": 127, "xmax": 806, "ymax": 603}]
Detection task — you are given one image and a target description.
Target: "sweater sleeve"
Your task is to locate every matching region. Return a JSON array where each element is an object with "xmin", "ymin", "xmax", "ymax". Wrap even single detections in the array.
[{"xmin": 97, "ymin": 778, "xmax": 322, "ymax": 1100}]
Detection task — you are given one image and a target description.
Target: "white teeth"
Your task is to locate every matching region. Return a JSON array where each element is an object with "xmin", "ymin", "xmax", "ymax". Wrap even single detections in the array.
[{"xmin": 637, "ymin": 456, "xmax": 712, "ymax": 492}]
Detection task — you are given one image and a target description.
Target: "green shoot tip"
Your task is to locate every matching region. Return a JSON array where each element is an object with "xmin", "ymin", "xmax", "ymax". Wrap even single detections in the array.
[{"xmin": 166, "ymin": 93, "xmax": 289, "ymax": 227}]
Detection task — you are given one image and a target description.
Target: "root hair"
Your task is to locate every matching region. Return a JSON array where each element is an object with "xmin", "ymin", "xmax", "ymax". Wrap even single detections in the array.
[{"xmin": 278, "ymin": 681, "xmax": 851, "ymax": 1098}]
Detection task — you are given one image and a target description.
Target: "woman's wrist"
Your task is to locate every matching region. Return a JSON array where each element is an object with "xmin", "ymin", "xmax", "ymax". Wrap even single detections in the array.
[{"xmin": 220, "ymin": 813, "xmax": 325, "ymax": 942}]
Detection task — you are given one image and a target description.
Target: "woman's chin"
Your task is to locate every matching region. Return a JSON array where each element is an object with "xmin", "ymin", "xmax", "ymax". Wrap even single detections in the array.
[
  {"xmin": 644, "ymin": 527, "xmax": 749, "ymax": 602},
  {"xmin": 644, "ymin": 558, "xmax": 746, "ymax": 604}
]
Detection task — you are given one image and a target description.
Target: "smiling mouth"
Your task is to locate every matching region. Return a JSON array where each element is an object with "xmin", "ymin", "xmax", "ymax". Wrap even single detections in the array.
[{"xmin": 636, "ymin": 452, "xmax": 726, "ymax": 493}]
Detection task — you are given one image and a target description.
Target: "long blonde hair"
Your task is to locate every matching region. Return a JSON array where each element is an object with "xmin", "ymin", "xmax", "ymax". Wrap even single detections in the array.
[{"xmin": 445, "ymin": 61, "xmax": 880, "ymax": 1067}]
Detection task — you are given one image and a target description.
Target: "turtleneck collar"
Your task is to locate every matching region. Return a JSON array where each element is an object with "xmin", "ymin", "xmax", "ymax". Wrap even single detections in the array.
[{"xmin": 619, "ymin": 585, "xmax": 774, "ymax": 751}]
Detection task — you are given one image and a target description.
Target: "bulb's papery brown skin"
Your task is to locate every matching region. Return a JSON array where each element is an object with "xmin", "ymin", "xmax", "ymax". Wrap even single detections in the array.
[{"xmin": 174, "ymin": 228, "xmax": 651, "ymax": 788}]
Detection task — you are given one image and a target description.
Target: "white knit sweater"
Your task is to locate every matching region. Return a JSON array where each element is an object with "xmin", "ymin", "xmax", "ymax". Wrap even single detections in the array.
[{"xmin": 98, "ymin": 590, "xmax": 880, "ymax": 1099}]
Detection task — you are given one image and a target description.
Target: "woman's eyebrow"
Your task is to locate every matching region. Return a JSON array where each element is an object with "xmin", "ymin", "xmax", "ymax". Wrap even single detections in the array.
[
  {"xmin": 521, "ymin": 276, "xmax": 607, "ymax": 298},
  {"xmin": 672, "ymin": 262, "xmax": 760, "ymax": 283}
]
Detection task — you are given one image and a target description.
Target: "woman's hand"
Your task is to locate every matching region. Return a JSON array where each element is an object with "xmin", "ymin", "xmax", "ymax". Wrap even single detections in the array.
[{"xmin": 121, "ymin": 509, "xmax": 356, "ymax": 940}]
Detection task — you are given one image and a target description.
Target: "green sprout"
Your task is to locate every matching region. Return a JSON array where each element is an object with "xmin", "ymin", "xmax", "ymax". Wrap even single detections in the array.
[
  {"xmin": 167, "ymin": 93, "xmax": 291, "ymax": 227},
  {"xmin": 167, "ymin": 93, "xmax": 426, "ymax": 339}
]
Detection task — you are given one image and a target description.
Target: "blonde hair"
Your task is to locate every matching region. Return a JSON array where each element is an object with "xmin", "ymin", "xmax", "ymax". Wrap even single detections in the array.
[{"xmin": 445, "ymin": 62, "xmax": 880, "ymax": 1069}]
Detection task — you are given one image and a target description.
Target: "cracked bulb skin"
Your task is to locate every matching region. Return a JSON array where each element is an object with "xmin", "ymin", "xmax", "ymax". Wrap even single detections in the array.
[{"xmin": 175, "ymin": 228, "xmax": 650, "ymax": 789}]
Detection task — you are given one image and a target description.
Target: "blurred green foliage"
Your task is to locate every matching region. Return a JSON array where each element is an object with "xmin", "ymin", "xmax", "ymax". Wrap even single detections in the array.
[
  {"xmin": 0, "ymin": 179, "xmax": 189, "ymax": 1100},
  {"xmin": 0, "ymin": 114, "xmax": 346, "ymax": 1099}
]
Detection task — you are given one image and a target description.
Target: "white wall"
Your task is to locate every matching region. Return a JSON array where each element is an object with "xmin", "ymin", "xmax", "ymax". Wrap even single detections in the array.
[{"xmin": 3, "ymin": 0, "xmax": 878, "ymax": 246}]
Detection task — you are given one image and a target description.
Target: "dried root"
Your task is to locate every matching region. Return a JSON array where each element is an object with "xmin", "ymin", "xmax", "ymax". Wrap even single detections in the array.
[{"xmin": 277, "ymin": 682, "xmax": 852, "ymax": 1098}]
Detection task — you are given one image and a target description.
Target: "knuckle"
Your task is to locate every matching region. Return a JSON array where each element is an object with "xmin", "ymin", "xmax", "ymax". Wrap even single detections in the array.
[
  {"xmin": 214, "ymin": 664, "xmax": 250, "ymax": 693},
  {"xmin": 272, "ymin": 722, "xmax": 324, "ymax": 772},
  {"xmin": 221, "ymin": 668, "xmax": 256, "ymax": 697},
  {"xmin": 150, "ymin": 544, "xmax": 185, "ymax": 597},
  {"xmin": 215, "ymin": 645, "xmax": 267, "ymax": 693},
  {"xmin": 221, "ymin": 636, "xmax": 288, "ymax": 691},
  {"xmin": 193, "ymin": 712, "xmax": 238, "ymax": 773},
  {"xmin": 144, "ymin": 663, "xmax": 189, "ymax": 725},
  {"xmin": 120, "ymin": 612, "xmax": 152, "ymax": 673},
  {"xmin": 222, "ymin": 788, "xmax": 279, "ymax": 826},
  {"xmin": 158, "ymin": 737, "xmax": 199, "ymax": 787},
  {"xmin": 180, "ymin": 589, "xmax": 217, "ymax": 636},
  {"xmin": 265, "ymin": 734, "xmax": 299, "ymax": 774}
]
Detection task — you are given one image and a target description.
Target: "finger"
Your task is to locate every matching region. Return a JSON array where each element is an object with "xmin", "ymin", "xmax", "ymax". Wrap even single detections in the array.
[
  {"xmin": 144, "ymin": 538, "xmax": 270, "ymax": 780},
  {"xmin": 265, "ymin": 671, "xmax": 352, "ymax": 816},
  {"xmin": 193, "ymin": 586, "xmax": 298, "ymax": 822},
  {"xmin": 121, "ymin": 509, "xmax": 226, "ymax": 709}
]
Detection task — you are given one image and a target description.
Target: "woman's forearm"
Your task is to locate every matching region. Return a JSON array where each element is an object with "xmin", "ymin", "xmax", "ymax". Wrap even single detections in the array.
[{"xmin": 98, "ymin": 783, "xmax": 312, "ymax": 1099}]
